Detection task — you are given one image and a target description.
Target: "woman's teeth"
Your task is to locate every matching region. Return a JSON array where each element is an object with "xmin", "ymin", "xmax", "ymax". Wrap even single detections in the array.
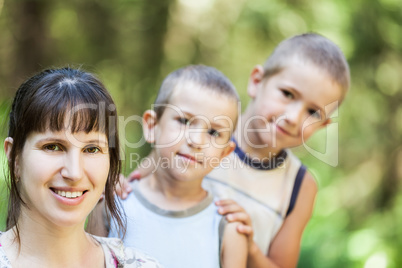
[{"xmin": 56, "ymin": 190, "xmax": 83, "ymax": 198}]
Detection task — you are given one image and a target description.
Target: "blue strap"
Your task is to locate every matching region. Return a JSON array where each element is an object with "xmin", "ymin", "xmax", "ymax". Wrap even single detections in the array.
[
  {"xmin": 232, "ymin": 138, "xmax": 287, "ymax": 170},
  {"xmin": 286, "ymin": 165, "xmax": 307, "ymax": 216}
]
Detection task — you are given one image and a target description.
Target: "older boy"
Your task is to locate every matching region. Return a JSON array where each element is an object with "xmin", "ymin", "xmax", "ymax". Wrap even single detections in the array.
[
  {"xmin": 204, "ymin": 33, "xmax": 350, "ymax": 268},
  {"xmin": 90, "ymin": 65, "xmax": 248, "ymax": 268},
  {"xmin": 122, "ymin": 33, "xmax": 350, "ymax": 268}
]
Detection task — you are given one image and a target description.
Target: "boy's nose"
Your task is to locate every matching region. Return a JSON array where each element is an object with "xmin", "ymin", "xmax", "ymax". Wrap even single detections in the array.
[
  {"xmin": 186, "ymin": 128, "xmax": 205, "ymax": 149},
  {"xmin": 285, "ymin": 103, "xmax": 304, "ymax": 126},
  {"xmin": 61, "ymin": 151, "xmax": 84, "ymax": 181}
]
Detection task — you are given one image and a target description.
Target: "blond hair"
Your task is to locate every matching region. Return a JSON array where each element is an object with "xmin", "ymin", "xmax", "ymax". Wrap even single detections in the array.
[{"xmin": 263, "ymin": 33, "xmax": 350, "ymax": 100}]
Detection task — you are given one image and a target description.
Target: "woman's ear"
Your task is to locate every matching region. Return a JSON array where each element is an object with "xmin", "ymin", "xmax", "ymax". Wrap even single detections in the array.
[
  {"xmin": 142, "ymin": 110, "xmax": 158, "ymax": 144},
  {"xmin": 247, "ymin": 65, "xmax": 265, "ymax": 99},
  {"xmin": 4, "ymin": 137, "xmax": 13, "ymax": 161},
  {"xmin": 4, "ymin": 137, "xmax": 20, "ymax": 177}
]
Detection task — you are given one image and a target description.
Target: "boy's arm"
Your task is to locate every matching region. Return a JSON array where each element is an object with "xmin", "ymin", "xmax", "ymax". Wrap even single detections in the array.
[
  {"xmin": 86, "ymin": 199, "xmax": 109, "ymax": 237},
  {"xmin": 127, "ymin": 150, "xmax": 156, "ymax": 180},
  {"xmin": 221, "ymin": 222, "xmax": 248, "ymax": 268},
  {"xmin": 116, "ymin": 150, "xmax": 156, "ymax": 199},
  {"xmin": 247, "ymin": 171, "xmax": 318, "ymax": 268}
]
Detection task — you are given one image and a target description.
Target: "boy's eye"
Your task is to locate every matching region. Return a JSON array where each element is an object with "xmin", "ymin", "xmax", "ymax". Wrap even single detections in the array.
[
  {"xmin": 44, "ymin": 144, "xmax": 62, "ymax": 151},
  {"xmin": 281, "ymin": 89, "xmax": 294, "ymax": 99},
  {"xmin": 308, "ymin": 109, "xmax": 321, "ymax": 119},
  {"xmin": 208, "ymin": 129, "xmax": 220, "ymax": 137},
  {"xmin": 178, "ymin": 117, "xmax": 190, "ymax": 126},
  {"xmin": 84, "ymin": 147, "xmax": 101, "ymax": 154}
]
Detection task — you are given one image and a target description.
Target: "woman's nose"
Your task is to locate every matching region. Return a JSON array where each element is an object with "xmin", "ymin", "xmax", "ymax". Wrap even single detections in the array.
[{"xmin": 61, "ymin": 150, "xmax": 84, "ymax": 181}]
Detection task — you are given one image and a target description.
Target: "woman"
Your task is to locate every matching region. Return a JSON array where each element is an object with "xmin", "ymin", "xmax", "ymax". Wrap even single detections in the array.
[{"xmin": 0, "ymin": 68, "xmax": 161, "ymax": 268}]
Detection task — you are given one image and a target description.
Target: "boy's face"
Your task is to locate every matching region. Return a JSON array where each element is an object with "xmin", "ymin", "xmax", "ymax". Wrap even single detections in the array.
[
  {"xmin": 143, "ymin": 81, "xmax": 237, "ymax": 182},
  {"xmin": 246, "ymin": 58, "xmax": 342, "ymax": 152}
]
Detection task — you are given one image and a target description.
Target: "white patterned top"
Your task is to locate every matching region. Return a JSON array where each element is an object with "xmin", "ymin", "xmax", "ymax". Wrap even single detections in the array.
[{"xmin": 0, "ymin": 232, "xmax": 163, "ymax": 268}]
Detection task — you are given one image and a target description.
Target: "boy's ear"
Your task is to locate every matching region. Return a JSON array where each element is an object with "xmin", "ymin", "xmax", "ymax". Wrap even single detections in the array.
[
  {"xmin": 314, "ymin": 118, "xmax": 332, "ymax": 133},
  {"xmin": 321, "ymin": 118, "xmax": 332, "ymax": 127},
  {"xmin": 220, "ymin": 140, "xmax": 236, "ymax": 159},
  {"xmin": 247, "ymin": 65, "xmax": 265, "ymax": 99},
  {"xmin": 142, "ymin": 110, "xmax": 158, "ymax": 144}
]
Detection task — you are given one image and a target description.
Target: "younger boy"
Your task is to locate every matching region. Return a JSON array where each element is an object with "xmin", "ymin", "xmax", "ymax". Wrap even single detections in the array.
[
  {"xmin": 121, "ymin": 33, "xmax": 351, "ymax": 268},
  {"xmin": 90, "ymin": 65, "xmax": 248, "ymax": 268}
]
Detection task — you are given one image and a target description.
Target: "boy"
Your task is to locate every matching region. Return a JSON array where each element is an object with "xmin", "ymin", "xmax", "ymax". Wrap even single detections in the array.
[
  {"xmin": 122, "ymin": 33, "xmax": 350, "ymax": 268},
  {"xmin": 89, "ymin": 65, "xmax": 248, "ymax": 268},
  {"xmin": 202, "ymin": 32, "xmax": 350, "ymax": 267}
]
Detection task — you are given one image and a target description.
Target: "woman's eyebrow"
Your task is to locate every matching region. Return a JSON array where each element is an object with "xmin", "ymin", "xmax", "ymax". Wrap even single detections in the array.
[
  {"xmin": 35, "ymin": 137, "xmax": 66, "ymax": 144},
  {"xmin": 36, "ymin": 137, "xmax": 108, "ymax": 146},
  {"xmin": 85, "ymin": 139, "xmax": 108, "ymax": 146}
]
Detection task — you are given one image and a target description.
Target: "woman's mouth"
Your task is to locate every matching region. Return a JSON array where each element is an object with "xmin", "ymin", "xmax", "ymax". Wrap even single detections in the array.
[
  {"xmin": 56, "ymin": 190, "xmax": 84, "ymax": 199},
  {"xmin": 50, "ymin": 188, "xmax": 88, "ymax": 199}
]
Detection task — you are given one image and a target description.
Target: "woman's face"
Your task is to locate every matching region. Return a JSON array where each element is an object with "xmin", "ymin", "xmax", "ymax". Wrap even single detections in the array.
[{"xmin": 6, "ymin": 129, "xmax": 110, "ymax": 228}]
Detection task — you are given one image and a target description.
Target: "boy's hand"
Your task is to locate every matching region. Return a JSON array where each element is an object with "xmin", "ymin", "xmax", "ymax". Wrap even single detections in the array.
[
  {"xmin": 115, "ymin": 172, "xmax": 140, "ymax": 199},
  {"xmin": 128, "ymin": 170, "xmax": 143, "ymax": 181},
  {"xmin": 115, "ymin": 152, "xmax": 155, "ymax": 199},
  {"xmin": 216, "ymin": 199, "xmax": 254, "ymax": 249}
]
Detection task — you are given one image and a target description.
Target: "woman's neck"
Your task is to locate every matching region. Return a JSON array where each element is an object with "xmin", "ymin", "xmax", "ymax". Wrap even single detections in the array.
[{"xmin": 1, "ymin": 215, "xmax": 104, "ymax": 268}]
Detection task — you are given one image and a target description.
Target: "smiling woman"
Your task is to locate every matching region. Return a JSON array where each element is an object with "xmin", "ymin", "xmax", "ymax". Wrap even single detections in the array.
[{"xmin": 0, "ymin": 68, "xmax": 161, "ymax": 268}]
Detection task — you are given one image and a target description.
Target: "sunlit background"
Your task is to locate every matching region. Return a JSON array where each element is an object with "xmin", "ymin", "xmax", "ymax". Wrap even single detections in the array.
[{"xmin": 0, "ymin": 0, "xmax": 401, "ymax": 267}]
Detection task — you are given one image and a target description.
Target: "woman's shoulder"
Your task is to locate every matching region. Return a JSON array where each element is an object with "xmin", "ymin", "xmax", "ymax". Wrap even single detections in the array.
[
  {"xmin": 122, "ymin": 245, "xmax": 163, "ymax": 268},
  {"xmin": 0, "ymin": 232, "xmax": 12, "ymax": 268},
  {"xmin": 92, "ymin": 235, "xmax": 163, "ymax": 268}
]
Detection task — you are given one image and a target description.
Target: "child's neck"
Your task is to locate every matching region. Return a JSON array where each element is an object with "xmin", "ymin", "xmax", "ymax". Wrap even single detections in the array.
[
  {"xmin": 139, "ymin": 169, "xmax": 208, "ymax": 211},
  {"xmin": 236, "ymin": 108, "xmax": 285, "ymax": 160}
]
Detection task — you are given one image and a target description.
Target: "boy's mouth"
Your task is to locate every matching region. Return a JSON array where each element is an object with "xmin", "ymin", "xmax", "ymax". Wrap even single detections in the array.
[
  {"xmin": 177, "ymin": 153, "xmax": 203, "ymax": 164},
  {"xmin": 276, "ymin": 124, "xmax": 298, "ymax": 137}
]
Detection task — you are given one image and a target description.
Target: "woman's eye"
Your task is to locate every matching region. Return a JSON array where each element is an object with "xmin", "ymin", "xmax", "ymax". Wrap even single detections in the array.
[
  {"xmin": 308, "ymin": 109, "xmax": 321, "ymax": 119},
  {"xmin": 208, "ymin": 129, "xmax": 220, "ymax": 137},
  {"xmin": 178, "ymin": 117, "xmax": 190, "ymax": 126},
  {"xmin": 281, "ymin": 89, "xmax": 294, "ymax": 99},
  {"xmin": 44, "ymin": 144, "xmax": 62, "ymax": 151},
  {"xmin": 84, "ymin": 147, "xmax": 101, "ymax": 154}
]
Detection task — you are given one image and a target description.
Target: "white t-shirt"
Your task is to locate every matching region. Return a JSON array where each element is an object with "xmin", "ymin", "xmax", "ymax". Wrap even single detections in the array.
[{"xmin": 202, "ymin": 142, "xmax": 305, "ymax": 254}]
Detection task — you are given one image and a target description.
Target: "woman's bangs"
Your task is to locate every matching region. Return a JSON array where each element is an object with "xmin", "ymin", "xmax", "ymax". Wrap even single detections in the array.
[{"xmin": 33, "ymin": 83, "xmax": 109, "ymax": 135}]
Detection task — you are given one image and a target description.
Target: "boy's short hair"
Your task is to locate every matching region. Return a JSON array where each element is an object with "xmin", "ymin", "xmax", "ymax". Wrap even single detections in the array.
[
  {"xmin": 154, "ymin": 64, "xmax": 239, "ymax": 121},
  {"xmin": 263, "ymin": 33, "xmax": 350, "ymax": 101}
]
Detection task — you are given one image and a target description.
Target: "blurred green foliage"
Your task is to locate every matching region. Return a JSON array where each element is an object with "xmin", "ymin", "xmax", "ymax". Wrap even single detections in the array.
[
  {"xmin": 0, "ymin": 0, "xmax": 401, "ymax": 267},
  {"xmin": 0, "ymin": 101, "xmax": 9, "ymax": 231}
]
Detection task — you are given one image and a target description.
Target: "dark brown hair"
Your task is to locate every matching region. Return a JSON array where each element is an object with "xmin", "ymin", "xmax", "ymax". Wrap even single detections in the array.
[{"xmin": 5, "ymin": 67, "xmax": 125, "ymax": 240}]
